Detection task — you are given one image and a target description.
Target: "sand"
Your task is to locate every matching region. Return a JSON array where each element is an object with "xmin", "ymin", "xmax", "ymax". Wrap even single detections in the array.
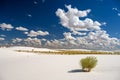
[{"xmin": 0, "ymin": 46, "xmax": 120, "ymax": 80}]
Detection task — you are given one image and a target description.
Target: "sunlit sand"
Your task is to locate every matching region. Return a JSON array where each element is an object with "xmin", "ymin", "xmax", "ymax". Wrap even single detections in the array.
[{"xmin": 0, "ymin": 46, "xmax": 120, "ymax": 80}]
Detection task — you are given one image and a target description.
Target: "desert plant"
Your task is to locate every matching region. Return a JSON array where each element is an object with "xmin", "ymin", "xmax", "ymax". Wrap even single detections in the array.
[{"xmin": 80, "ymin": 56, "xmax": 97, "ymax": 72}]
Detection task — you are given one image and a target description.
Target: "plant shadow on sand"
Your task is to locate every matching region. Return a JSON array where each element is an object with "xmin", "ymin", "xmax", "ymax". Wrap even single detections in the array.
[{"xmin": 68, "ymin": 69, "xmax": 86, "ymax": 73}]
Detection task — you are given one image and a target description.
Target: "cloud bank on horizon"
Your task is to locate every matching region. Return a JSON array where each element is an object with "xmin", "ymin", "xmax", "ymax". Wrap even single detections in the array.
[{"xmin": 0, "ymin": 5, "xmax": 120, "ymax": 50}]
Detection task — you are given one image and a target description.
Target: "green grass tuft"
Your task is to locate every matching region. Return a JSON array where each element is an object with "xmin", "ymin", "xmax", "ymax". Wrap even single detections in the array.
[{"xmin": 80, "ymin": 56, "xmax": 98, "ymax": 72}]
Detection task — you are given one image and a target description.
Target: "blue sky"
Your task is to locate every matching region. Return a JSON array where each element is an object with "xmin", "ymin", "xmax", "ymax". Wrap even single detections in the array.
[{"xmin": 0, "ymin": 0, "xmax": 120, "ymax": 50}]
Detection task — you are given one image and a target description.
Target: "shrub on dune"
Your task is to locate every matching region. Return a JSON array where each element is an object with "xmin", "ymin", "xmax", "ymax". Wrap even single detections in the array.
[{"xmin": 80, "ymin": 56, "xmax": 97, "ymax": 72}]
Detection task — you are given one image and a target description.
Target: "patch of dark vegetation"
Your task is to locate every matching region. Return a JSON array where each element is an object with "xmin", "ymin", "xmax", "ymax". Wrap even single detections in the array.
[{"xmin": 15, "ymin": 50, "xmax": 120, "ymax": 55}]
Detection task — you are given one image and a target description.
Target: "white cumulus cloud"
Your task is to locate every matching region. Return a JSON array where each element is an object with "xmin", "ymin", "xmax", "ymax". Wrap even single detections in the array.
[
  {"xmin": 0, "ymin": 34, "xmax": 6, "ymax": 37},
  {"xmin": 24, "ymin": 37, "xmax": 41, "ymax": 46},
  {"xmin": 12, "ymin": 38, "xmax": 23, "ymax": 43},
  {"xmin": 16, "ymin": 26, "xmax": 28, "ymax": 31},
  {"xmin": 7, "ymin": 5, "xmax": 120, "ymax": 50},
  {"xmin": 56, "ymin": 5, "xmax": 101, "ymax": 35},
  {"xmin": 118, "ymin": 13, "xmax": 120, "ymax": 16},
  {"xmin": 51, "ymin": 5, "xmax": 120, "ymax": 50},
  {"xmin": 63, "ymin": 32, "xmax": 76, "ymax": 40},
  {"xmin": 25, "ymin": 30, "xmax": 49, "ymax": 37},
  {"xmin": 101, "ymin": 22, "xmax": 107, "ymax": 26},
  {"xmin": 0, "ymin": 23, "xmax": 14, "ymax": 31},
  {"xmin": 12, "ymin": 37, "xmax": 42, "ymax": 47},
  {"xmin": 112, "ymin": 8, "xmax": 118, "ymax": 11},
  {"xmin": 27, "ymin": 14, "xmax": 32, "ymax": 17},
  {"xmin": 0, "ymin": 37, "xmax": 5, "ymax": 41}
]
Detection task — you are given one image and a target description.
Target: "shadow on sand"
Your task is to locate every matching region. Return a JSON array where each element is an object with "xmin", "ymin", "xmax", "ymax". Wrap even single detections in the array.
[{"xmin": 68, "ymin": 69, "xmax": 85, "ymax": 73}]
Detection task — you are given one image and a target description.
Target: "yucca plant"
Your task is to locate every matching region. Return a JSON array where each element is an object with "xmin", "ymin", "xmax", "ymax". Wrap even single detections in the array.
[{"xmin": 80, "ymin": 56, "xmax": 97, "ymax": 72}]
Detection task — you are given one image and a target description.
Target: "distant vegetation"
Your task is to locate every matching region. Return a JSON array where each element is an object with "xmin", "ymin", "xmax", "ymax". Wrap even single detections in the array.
[
  {"xmin": 80, "ymin": 56, "xmax": 97, "ymax": 72},
  {"xmin": 15, "ymin": 49, "xmax": 120, "ymax": 55}
]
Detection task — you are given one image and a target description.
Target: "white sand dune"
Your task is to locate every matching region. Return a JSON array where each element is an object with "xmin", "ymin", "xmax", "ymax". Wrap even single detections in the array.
[
  {"xmin": 9, "ymin": 46, "xmax": 57, "ymax": 52},
  {"xmin": 0, "ymin": 47, "xmax": 120, "ymax": 80}
]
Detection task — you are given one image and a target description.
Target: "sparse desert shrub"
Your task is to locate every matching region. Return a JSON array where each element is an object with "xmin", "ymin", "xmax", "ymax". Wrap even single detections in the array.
[{"xmin": 80, "ymin": 56, "xmax": 97, "ymax": 72}]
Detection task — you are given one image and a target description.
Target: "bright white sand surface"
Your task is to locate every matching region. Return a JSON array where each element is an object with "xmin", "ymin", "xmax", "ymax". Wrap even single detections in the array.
[{"xmin": 0, "ymin": 47, "xmax": 120, "ymax": 80}]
